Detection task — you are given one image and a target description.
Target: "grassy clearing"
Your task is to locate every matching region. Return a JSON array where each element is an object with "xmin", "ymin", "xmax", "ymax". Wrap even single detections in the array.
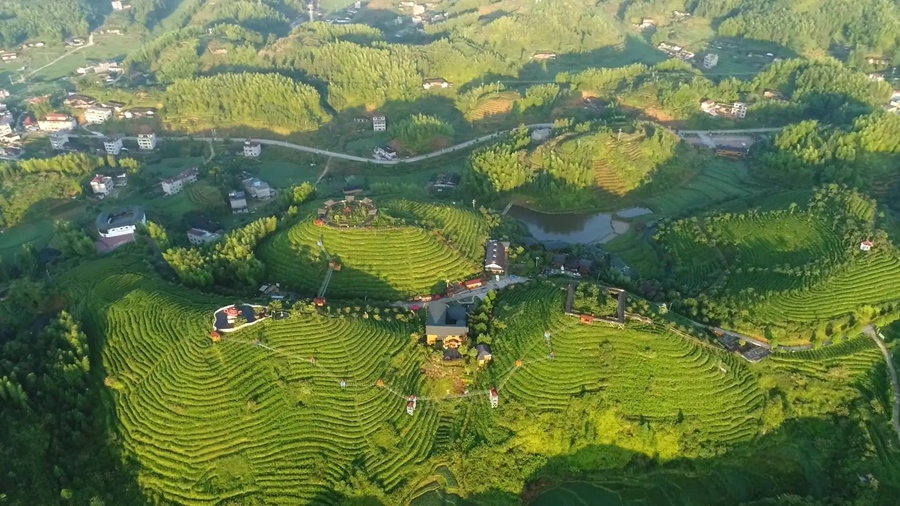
[
  {"xmin": 258, "ymin": 200, "xmax": 489, "ymax": 299},
  {"xmin": 257, "ymin": 160, "xmax": 322, "ymax": 189},
  {"xmin": 0, "ymin": 219, "xmax": 55, "ymax": 260}
]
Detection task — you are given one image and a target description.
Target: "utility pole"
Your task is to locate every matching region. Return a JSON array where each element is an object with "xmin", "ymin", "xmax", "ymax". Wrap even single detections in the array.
[
  {"xmin": 617, "ymin": 128, "xmax": 623, "ymax": 142},
  {"xmin": 472, "ymin": 199, "xmax": 476, "ymax": 209}
]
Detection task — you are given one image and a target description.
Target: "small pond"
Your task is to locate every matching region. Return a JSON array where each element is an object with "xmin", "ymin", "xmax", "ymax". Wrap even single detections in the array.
[{"xmin": 507, "ymin": 205, "xmax": 652, "ymax": 244}]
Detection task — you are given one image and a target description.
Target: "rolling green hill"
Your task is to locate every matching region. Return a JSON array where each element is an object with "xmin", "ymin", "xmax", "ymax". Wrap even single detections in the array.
[
  {"xmin": 38, "ymin": 257, "xmax": 899, "ymax": 504},
  {"xmin": 258, "ymin": 200, "xmax": 490, "ymax": 299}
]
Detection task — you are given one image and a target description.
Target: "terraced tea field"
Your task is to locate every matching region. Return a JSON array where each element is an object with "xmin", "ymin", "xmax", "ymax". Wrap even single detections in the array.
[
  {"xmin": 661, "ymin": 211, "xmax": 844, "ymax": 295},
  {"xmin": 58, "ymin": 254, "xmax": 900, "ymax": 504},
  {"xmin": 65, "ymin": 258, "xmax": 442, "ymax": 504},
  {"xmin": 759, "ymin": 251, "xmax": 900, "ymax": 322},
  {"xmin": 463, "ymin": 91, "xmax": 520, "ymax": 122},
  {"xmin": 259, "ymin": 201, "xmax": 487, "ymax": 299},
  {"xmin": 489, "ymin": 285, "xmax": 765, "ymax": 447},
  {"xmin": 642, "ymin": 159, "xmax": 757, "ymax": 214}
]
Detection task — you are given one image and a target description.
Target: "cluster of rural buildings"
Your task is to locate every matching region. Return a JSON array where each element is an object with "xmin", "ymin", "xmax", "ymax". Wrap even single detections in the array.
[
  {"xmin": 657, "ymin": 43, "xmax": 695, "ymax": 62},
  {"xmin": 425, "ymin": 300, "xmax": 493, "ymax": 365},
  {"xmin": 229, "ymin": 176, "xmax": 274, "ymax": 213},
  {"xmin": 417, "ymin": 239, "xmax": 511, "ymax": 363},
  {"xmin": 0, "ymin": 103, "xmax": 19, "ymax": 145},
  {"xmin": 700, "ymin": 100, "xmax": 748, "ymax": 119},
  {"xmin": 63, "ymin": 94, "xmax": 157, "ymax": 123}
]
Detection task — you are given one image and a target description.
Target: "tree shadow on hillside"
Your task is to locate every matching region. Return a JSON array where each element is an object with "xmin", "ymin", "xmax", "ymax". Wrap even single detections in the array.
[
  {"xmin": 455, "ymin": 416, "xmax": 897, "ymax": 505},
  {"xmin": 517, "ymin": 35, "xmax": 668, "ymax": 82}
]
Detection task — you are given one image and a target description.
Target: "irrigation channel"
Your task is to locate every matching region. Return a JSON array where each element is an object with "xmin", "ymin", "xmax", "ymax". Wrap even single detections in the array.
[{"xmin": 220, "ymin": 328, "xmax": 561, "ymax": 413}]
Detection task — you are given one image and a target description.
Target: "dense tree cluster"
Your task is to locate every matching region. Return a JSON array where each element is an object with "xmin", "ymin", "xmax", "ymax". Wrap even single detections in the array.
[
  {"xmin": 449, "ymin": 1, "xmax": 622, "ymax": 60},
  {"xmin": 715, "ymin": 0, "xmax": 900, "ymax": 58},
  {"xmin": 573, "ymin": 283, "xmax": 619, "ymax": 317},
  {"xmin": 163, "ymin": 216, "xmax": 277, "ymax": 289},
  {"xmin": 271, "ymin": 38, "xmax": 421, "ymax": 111},
  {"xmin": 0, "ymin": 154, "xmax": 135, "ymax": 227},
  {"xmin": 464, "ymin": 126, "xmax": 532, "ymax": 194},
  {"xmin": 756, "ymin": 112, "xmax": 900, "ymax": 188},
  {"xmin": 0, "ymin": 0, "xmax": 94, "ymax": 49},
  {"xmin": 623, "ymin": 0, "xmax": 900, "ymax": 58},
  {"xmin": 389, "ymin": 114, "xmax": 455, "ymax": 153},
  {"xmin": 164, "ymin": 72, "xmax": 330, "ymax": 133},
  {"xmin": 0, "ymin": 310, "xmax": 141, "ymax": 504}
]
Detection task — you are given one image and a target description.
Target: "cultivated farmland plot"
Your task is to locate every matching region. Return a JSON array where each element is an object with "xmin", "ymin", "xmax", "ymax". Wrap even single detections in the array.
[
  {"xmin": 60, "ymin": 257, "xmax": 900, "ymax": 504},
  {"xmin": 259, "ymin": 200, "xmax": 490, "ymax": 299}
]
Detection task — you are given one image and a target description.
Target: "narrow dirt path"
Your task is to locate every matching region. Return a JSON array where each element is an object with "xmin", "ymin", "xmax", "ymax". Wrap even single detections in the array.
[
  {"xmin": 26, "ymin": 32, "xmax": 95, "ymax": 78},
  {"xmin": 864, "ymin": 325, "xmax": 900, "ymax": 444},
  {"xmin": 314, "ymin": 156, "xmax": 332, "ymax": 185}
]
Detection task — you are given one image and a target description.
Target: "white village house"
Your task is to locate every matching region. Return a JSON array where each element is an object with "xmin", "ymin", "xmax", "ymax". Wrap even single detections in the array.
[
  {"xmin": 161, "ymin": 167, "xmax": 199, "ymax": 196},
  {"xmin": 137, "ymin": 132, "xmax": 157, "ymax": 150}
]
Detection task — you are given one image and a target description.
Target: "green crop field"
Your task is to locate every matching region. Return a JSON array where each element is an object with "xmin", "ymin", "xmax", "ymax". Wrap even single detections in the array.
[
  {"xmin": 257, "ymin": 160, "xmax": 322, "ymax": 189},
  {"xmin": 258, "ymin": 200, "xmax": 489, "ymax": 299},
  {"xmin": 642, "ymin": 158, "xmax": 760, "ymax": 215},
  {"xmin": 0, "ymin": 219, "xmax": 55, "ymax": 260},
  {"xmin": 62, "ymin": 255, "xmax": 447, "ymax": 504},
  {"xmin": 51, "ymin": 255, "xmax": 900, "ymax": 504},
  {"xmin": 647, "ymin": 188, "xmax": 900, "ymax": 344},
  {"xmin": 488, "ymin": 285, "xmax": 764, "ymax": 446}
]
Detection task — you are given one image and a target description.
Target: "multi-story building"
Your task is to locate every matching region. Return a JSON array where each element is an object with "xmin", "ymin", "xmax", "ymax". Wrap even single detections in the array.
[
  {"xmin": 85, "ymin": 106, "xmax": 113, "ymax": 124},
  {"xmin": 103, "ymin": 136, "xmax": 123, "ymax": 155},
  {"xmin": 243, "ymin": 140, "xmax": 261, "ymax": 157},
  {"xmin": 731, "ymin": 102, "xmax": 748, "ymax": 118},
  {"xmin": 372, "ymin": 115, "xmax": 386, "ymax": 131},
  {"xmin": 37, "ymin": 113, "xmax": 77, "ymax": 132},
  {"xmin": 161, "ymin": 167, "xmax": 198, "ymax": 196},
  {"xmin": 50, "ymin": 132, "xmax": 69, "ymax": 150},
  {"xmin": 703, "ymin": 53, "xmax": 719, "ymax": 69},
  {"xmin": 90, "ymin": 174, "xmax": 114, "ymax": 196},
  {"xmin": 137, "ymin": 132, "xmax": 156, "ymax": 150},
  {"xmin": 0, "ymin": 115, "xmax": 12, "ymax": 136}
]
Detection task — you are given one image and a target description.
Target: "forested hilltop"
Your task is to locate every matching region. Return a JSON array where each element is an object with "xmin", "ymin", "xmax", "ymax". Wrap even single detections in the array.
[{"xmin": 3, "ymin": 0, "xmax": 900, "ymax": 505}]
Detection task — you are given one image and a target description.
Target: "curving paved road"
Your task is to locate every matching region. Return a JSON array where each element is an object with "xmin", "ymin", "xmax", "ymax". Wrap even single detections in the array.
[
  {"xmin": 78, "ymin": 124, "xmax": 556, "ymax": 165},
  {"xmin": 676, "ymin": 127, "xmax": 784, "ymax": 135},
  {"xmin": 75, "ymin": 123, "xmax": 780, "ymax": 165},
  {"xmin": 864, "ymin": 325, "xmax": 900, "ymax": 444}
]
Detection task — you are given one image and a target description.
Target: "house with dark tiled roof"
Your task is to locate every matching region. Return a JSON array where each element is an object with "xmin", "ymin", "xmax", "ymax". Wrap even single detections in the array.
[{"xmin": 425, "ymin": 301, "xmax": 467, "ymax": 348}]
